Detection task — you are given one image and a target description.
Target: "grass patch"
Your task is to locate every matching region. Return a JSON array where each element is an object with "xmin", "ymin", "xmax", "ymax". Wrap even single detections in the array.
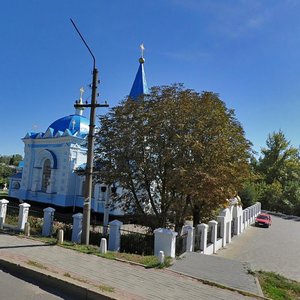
[
  {"xmin": 59, "ymin": 241, "xmax": 171, "ymax": 268},
  {"xmin": 257, "ymin": 270, "xmax": 300, "ymax": 300},
  {"xmin": 27, "ymin": 260, "xmax": 48, "ymax": 270},
  {"xmin": 98, "ymin": 284, "xmax": 115, "ymax": 293}
]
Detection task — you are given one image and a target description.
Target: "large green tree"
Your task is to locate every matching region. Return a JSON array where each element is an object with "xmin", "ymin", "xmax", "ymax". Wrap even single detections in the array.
[
  {"xmin": 94, "ymin": 85, "xmax": 251, "ymax": 229},
  {"xmin": 256, "ymin": 131, "xmax": 300, "ymax": 214}
]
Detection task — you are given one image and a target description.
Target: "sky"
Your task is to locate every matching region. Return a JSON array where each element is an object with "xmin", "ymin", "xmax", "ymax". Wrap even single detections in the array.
[{"xmin": 1, "ymin": 0, "xmax": 300, "ymax": 156}]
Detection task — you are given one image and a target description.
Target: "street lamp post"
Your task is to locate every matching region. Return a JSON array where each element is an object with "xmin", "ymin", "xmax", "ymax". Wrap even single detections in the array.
[{"xmin": 71, "ymin": 19, "xmax": 109, "ymax": 245}]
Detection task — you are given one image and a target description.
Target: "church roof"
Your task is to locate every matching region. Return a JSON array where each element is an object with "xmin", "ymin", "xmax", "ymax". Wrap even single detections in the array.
[
  {"xmin": 24, "ymin": 114, "xmax": 89, "ymax": 140},
  {"xmin": 47, "ymin": 114, "xmax": 89, "ymax": 136},
  {"xmin": 129, "ymin": 57, "xmax": 149, "ymax": 100}
]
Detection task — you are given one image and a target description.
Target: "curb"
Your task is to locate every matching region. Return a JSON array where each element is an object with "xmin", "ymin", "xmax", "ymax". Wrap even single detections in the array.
[{"xmin": 0, "ymin": 258, "xmax": 117, "ymax": 300}]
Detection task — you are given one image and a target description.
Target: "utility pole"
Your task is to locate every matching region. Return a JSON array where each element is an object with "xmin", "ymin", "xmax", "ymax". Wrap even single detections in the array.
[{"xmin": 71, "ymin": 19, "xmax": 109, "ymax": 245}]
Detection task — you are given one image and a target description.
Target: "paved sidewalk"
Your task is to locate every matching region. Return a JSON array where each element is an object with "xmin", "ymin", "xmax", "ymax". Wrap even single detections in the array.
[
  {"xmin": 169, "ymin": 252, "xmax": 263, "ymax": 295},
  {"xmin": 0, "ymin": 233, "xmax": 263, "ymax": 300}
]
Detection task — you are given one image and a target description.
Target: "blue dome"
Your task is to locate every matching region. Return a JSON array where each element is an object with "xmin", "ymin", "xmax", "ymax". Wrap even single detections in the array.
[{"xmin": 47, "ymin": 114, "xmax": 89, "ymax": 135}]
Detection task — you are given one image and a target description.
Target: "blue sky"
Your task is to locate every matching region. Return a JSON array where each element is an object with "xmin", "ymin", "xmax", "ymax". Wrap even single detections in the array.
[{"xmin": 1, "ymin": 0, "xmax": 300, "ymax": 156}]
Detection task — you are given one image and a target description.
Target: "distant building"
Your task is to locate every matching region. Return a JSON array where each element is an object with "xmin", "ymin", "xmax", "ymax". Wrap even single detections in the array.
[{"xmin": 9, "ymin": 50, "xmax": 148, "ymax": 215}]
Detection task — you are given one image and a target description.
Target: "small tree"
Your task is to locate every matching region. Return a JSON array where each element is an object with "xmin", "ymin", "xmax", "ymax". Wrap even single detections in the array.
[{"xmin": 94, "ymin": 84, "xmax": 251, "ymax": 229}]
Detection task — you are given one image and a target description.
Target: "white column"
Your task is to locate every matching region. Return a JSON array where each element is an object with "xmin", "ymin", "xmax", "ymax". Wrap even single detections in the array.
[
  {"xmin": 100, "ymin": 238, "xmax": 107, "ymax": 254},
  {"xmin": 242, "ymin": 210, "xmax": 246, "ymax": 230},
  {"xmin": 154, "ymin": 228, "xmax": 178, "ymax": 258},
  {"xmin": 181, "ymin": 225, "xmax": 194, "ymax": 252},
  {"xmin": 258, "ymin": 202, "xmax": 262, "ymax": 214},
  {"xmin": 250, "ymin": 206, "xmax": 255, "ymax": 223},
  {"xmin": 246, "ymin": 208, "xmax": 250, "ymax": 226},
  {"xmin": 208, "ymin": 220, "xmax": 218, "ymax": 254},
  {"xmin": 199, "ymin": 223, "xmax": 208, "ymax": 254},
  {"xmin": 226, "ymin": 219, "xmax": 232, "ymax": 244},
  {"xmin": 72, "ymin": 213, "xmax": 83, "ymax": 243},
  {"xmin": 108, "ymin": 220, "xmax": 123, "ymax": 252},
  {"xmin": 42, "ymin": 207, "xmax": 55, "ymax": 236},
  {"xmin": 18, "ymin": 203, "xmax": 31, "ymax": 231},
  {"xmin": 0, "ymin": 199, "xmax": 9, "ymax": 224}
]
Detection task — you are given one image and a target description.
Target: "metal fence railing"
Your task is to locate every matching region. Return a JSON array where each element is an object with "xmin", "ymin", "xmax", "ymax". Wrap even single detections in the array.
[
  {"xmin": 206, "ymin": 228, "xmax": 212, "ymax": 245},
  {"xmin": 175, "ymin": 232, "xmax": 188, "ymax": 256},
  {"xmin": 5, "ymin": 205, "xmax": 19, "ymax": 226},
  {"xmin": 217, "ymin": 222, "xmax": 222, "ymax": 239},
  {"xmin": 120, "ymin": 228, "xmax": 154, "ymax": 256},
  {"xmin": 194, "ymin": 228, "xmax": 202, "ymax": 251}
]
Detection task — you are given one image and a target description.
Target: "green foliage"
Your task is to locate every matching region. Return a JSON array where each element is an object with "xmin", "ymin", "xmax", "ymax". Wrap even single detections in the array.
[
  {"xmin": 257, "ymin": 271, "xmax": 300, "ymax": 300},
  {"xmin": 251, "ymin": 131, "xmax": 300, "ymax": 215},
  {"xmin": 0, "ymin": 164, "xmax": 14, "ymax": 186},
  {"xmin": 95, "ymin": 84, "xmax": 251, "ymax": 228},
  {"xmin": 0, "ymin": 154, "xmax": 22, "ymax": 187},
  {"xmin": 27, "ymin": 216, "xmax": 43, "ymax": 235},
  {"xmin": 0, "ymin": 154, "xmax": 22, "ymax": 166}
]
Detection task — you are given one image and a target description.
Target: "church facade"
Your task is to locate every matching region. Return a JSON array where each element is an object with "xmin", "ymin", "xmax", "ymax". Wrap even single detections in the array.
[{"xmin": 9, "ymin": 50, "xmax": 148, "ymax": 215}]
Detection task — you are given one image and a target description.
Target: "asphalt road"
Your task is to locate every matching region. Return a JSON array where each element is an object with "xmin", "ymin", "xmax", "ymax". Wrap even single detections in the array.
[
  {"xmin": 0, "ymin": 269, "xmax": 64, "ymax": 300},
  {"xmin": 216, "ymin": 215, "xmax": 300, "ymax": 281}
]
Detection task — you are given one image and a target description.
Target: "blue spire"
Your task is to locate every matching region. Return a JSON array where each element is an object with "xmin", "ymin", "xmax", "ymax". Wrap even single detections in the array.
[{"xmin": 129, "ymin": 55, "xmax": 149, "ymax": 100}]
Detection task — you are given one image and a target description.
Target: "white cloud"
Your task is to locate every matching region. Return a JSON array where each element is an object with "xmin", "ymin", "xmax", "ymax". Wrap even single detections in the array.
[{"xmin": 168, "ymin": 0, "xmax": 287, "ymax": 38}]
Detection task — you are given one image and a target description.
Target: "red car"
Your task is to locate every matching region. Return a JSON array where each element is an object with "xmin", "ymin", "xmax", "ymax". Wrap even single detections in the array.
[{"xmin": 255, "ymin": 213, "xmax": 272, "ymax": 228}]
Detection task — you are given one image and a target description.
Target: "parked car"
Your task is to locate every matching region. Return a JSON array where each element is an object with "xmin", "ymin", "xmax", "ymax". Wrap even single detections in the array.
[{"xmin": 255, "ymin": 213, "xmax": 272, "ymax": 228}]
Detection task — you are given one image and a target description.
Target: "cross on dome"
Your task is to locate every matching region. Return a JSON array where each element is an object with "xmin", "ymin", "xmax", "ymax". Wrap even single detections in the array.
[{"xmin": 129, "ymin": 44, "xmax": 149, "ymax": 100}]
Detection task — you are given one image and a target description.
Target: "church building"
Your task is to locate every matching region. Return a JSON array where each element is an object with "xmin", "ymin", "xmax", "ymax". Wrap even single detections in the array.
[{"xmin": 9, "ymin": 49, "xmax": 148, "ymax": 215}]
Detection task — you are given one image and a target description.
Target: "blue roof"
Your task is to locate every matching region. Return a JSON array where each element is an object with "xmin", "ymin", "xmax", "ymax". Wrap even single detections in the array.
[
  {"xmin": 129, "ymin": 58, "xmax": 149, "ymax": 100},
  {"xmin": 47, "ymin": 114, "xmax": 89, "ymax": 135}
]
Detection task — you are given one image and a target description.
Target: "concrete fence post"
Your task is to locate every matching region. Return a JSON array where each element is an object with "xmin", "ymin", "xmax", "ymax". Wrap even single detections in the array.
[
  {"xmin": 208, "ymin": 220, "xmax": 218, "ymax": 253},
  {"xmin": 181, "ymin": 225, "xmax": 194, "ymax": 252},
  {"xmin": 258, "ymin": 202, "xmax": 261, "ymax": 214},
  {"xmin": 243, "ymin": 210, "xmax": 247, "ymax": 230},
  {"xmin": 100, "ymin": 238, "xmax": 107, "ymax": 254},
  {"xmin": 250, "ymin": 206, "xmax": 255, "ymax": 223},
  {"xmin": 154, "ymin": 228, "xmax": 178, "ymax": 258},
  {"xmin": 18, "ymin": 203, "xmax": 31, "ymax": 231},
  {"xmin": 108, "ymin": 220, "xmax": 123, "ymax": 252},
  {"xmin": 0, "ymin": 199, "xmax": 9, "ymax": 224},
  {"xmin": 42, "ymin": 207, "xmax": 55, "ymax": 237},
  {"xmin": 199, "ymin": 223, "xmax": 208, "ymax": 254},
  {"xmin": 246, "ymin": 208, "xmax": 250, "ymax": 226},
  {"xmin": 158, "ymin": 251, "xmax": 165, "ymax": 264},
  {"xmin": 71, "ymin": 213, "xmax": 83, "ymax": 243},
  {"xmin": 57, "ymin": 229, "xmax": 64, "ymax": 244},
  {"xmin": 24, "ymin": 222, "xmax": 30, "ymax": 236}
]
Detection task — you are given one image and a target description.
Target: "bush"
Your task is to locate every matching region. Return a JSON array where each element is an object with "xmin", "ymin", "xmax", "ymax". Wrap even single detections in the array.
[{"xmin": 120, "ymin": 232, "xmax": 154, "ymax": 256}]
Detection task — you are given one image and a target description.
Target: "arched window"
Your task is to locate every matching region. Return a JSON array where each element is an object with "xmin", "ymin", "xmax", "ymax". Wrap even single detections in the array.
[{"xmin": 42, "ymin": 159, "xmax": 51, "ymax": 192}]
